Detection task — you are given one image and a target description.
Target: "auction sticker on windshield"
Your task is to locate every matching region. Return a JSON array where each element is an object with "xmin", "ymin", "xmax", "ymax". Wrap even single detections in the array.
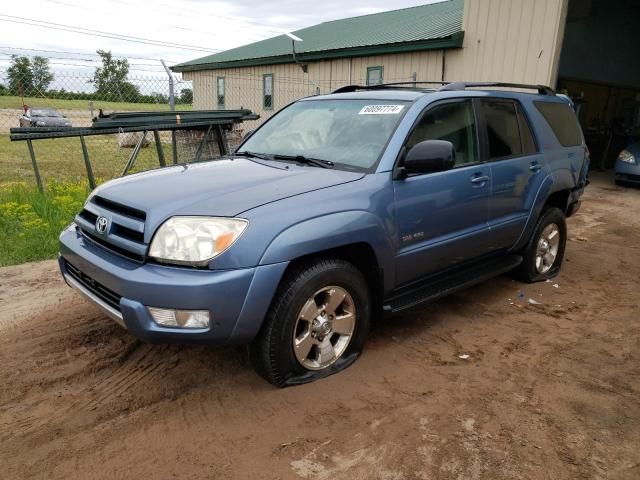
[{"xmin": 359, "ymin": 105, "xmax": 404, "ymax": 115}]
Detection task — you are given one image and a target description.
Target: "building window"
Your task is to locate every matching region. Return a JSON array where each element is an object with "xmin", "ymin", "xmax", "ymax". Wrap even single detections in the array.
[
  {"xmin": 216, "ymin": 77, "xmax": 225, "ymax": 108},
  {"xmin": 367, "ymin": 66, "xmax": 384, "ymax": 86},
  {"xmin": 263, "ymin": 74, "xmax": 273, "ymax": 110}
]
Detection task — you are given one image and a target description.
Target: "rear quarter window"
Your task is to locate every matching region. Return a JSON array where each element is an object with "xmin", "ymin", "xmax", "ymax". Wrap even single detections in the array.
[{"xmin": 534, "ymin": 101, "xmax": 582, "ymax": 147}]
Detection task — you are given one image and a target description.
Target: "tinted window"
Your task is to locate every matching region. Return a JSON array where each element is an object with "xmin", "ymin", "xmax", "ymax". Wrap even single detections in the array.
[
  {"xmin": 406, "ymin": 100, "xmax": 478, "ymax": 166},
  {"xmin": 481, "ymin": 100, "xmax": 523, "ymax": 159},
  {"xmin": 517, "ymin": 104, "xmax": 537, "ymax": 154},
  {"xmin": 534, "ymin": 101, "xmax": 582, "ymax": 146}
]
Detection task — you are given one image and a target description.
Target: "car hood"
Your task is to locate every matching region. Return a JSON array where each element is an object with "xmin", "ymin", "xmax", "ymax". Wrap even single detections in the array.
[{"xmin": 92, "ymin": 157, "xmax": 365, "ymax": 227}]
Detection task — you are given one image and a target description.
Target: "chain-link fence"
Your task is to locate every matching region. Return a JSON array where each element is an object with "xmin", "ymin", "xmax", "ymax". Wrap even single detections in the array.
[
  {"xmin": 0, "ymin": 59, "xmax": 420, "ymax": 190},
  {"xmin": 0, "ymin": 63, "xmax": 195, "ymax": 187}
]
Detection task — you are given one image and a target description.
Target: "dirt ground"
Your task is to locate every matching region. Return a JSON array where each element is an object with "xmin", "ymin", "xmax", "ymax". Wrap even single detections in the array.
[{"xmin": 1, "ymin": 173, "xmax": 639, "ymax": 480}]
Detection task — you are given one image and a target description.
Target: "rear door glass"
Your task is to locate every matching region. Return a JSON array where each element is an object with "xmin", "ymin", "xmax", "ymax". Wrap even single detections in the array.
[
  {"xmin": 516, "ymin": 104, "xmax": 537, "ymax": 154},
  {"xmin": 534, "ymin": 101, "xmax": 582, "ymax": 147},
  {"xmin": 480, "ymin": 100, "xmax": 523, "ymax": 159}
]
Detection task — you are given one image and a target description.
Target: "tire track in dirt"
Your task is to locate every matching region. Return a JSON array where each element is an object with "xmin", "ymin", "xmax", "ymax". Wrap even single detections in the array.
[{"xmin": 1, "ymin": 174, "xmax": 640, "ymax": 479}]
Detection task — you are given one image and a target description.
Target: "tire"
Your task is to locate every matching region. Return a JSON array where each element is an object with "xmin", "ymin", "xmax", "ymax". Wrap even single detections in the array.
[
  {"xmin": 516, "ymin": 207, "xmax": 567, "ymax": 283},
  {"xmin": 250, "ymin": 259, "xmax": 371, "ymax": 387}
]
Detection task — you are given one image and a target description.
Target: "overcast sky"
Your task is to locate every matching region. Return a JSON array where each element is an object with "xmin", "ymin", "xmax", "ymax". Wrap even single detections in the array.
[{"xmin": 0, "ymin": 0, "xmax": 441, "ymax": 74}]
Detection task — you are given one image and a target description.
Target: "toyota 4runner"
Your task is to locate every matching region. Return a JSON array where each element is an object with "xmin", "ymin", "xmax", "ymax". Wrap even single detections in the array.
[{"xmin": 59, "ymin": 82, "xmax": 590, "ymax": 387}]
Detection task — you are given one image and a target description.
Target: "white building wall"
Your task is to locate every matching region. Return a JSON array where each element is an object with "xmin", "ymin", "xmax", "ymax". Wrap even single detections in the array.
[
  {"xmin": 446, "ymin": 0, "xmax": 568, "ymax": 86},
  {"xmin": 183, "ymin": 0, "xmax": 568, "ymax": 122}
]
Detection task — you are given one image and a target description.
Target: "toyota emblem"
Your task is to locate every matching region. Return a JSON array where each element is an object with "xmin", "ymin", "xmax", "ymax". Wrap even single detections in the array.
[{"xmin": 95, "ymin": 216, "xmax": 109, "ymax": 234}]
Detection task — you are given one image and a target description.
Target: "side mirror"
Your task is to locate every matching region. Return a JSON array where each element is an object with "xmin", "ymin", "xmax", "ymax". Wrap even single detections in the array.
[{"xmin": 400, "ymin": 140, "xmax": 455, "ymax": 177}]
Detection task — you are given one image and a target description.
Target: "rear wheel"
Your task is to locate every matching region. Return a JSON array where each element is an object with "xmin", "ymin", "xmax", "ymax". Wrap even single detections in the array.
[
  {"xmin": 250, "ymin": 259, "xmax": 370, "ymax": 387},
  {"xmin": 517, "ymin": 207, "xmax": 567, "ymax": 283}
]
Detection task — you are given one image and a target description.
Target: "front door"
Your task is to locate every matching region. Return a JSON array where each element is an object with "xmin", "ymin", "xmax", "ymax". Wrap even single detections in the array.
[{"xmin": 393, "ymin": 99, "xmax": 490, "ymax": 287}]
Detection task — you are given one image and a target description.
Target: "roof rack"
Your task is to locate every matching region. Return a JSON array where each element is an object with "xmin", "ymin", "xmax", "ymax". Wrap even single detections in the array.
[
  {"xmin": 439, "ymin": 82, "xmax": 555, "ymax": 95},
  {"xmin": 332, "ymin": 81, "xmax": 447, "ymax": 94},
  {"xmin": 332, "ymin": 81, "xmax": 555, "ymax": 96}
]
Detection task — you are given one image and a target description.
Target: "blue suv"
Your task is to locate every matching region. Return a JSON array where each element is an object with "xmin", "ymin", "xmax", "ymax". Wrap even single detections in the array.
[{"xmin": 59, "ymin": 82, "xmax": 589, "ymax": 386}]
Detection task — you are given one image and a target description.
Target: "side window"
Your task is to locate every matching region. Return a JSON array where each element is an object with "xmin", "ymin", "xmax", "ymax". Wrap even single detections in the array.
[
  {"xmin": 263, "ymin": 74, "xmax": 273, "ymax": 110},
  {"xmin": 516, "ymin": 103, "xmax": 537, "ymax": 154},
  {"xmin": 366, "ymin": 66, "xmax": 383, "ymax": 86},
  {"xmin": 534, "ymin": 101, "xmax": 582, "ymax": 147},
  {"xmin": 481, "ymin": 100, "xmax": 523, "ymax": 159},
  {"xmin": 406, "ymin": 100, "xmax": 479, "ymax": 166},
  {"xmin": 216, "ymin": 77, "xmax": 225, "ymax": 108}
]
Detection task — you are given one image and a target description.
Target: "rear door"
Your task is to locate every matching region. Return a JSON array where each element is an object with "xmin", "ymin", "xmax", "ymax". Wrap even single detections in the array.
[
  {"xmin": 479, "ymin": 99, "xmax": 544, "ymax": 251},
  {"xmin": 393, "ymin": 98, "xmax": 490, "ymax": 287}
]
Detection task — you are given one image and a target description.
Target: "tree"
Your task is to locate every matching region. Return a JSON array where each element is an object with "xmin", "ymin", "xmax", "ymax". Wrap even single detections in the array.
[
  {"xmin": 7, "ymin": 56, "xmax": 33, "ymax": 95},
  {"xmin": 151, "ymin": 92, "xmax": 169, "ymax": 104},
  {"xmin": 31, "ymin": 56, "xmax": 54, "ymax": 93},
  {"xmin": 180, "ymin": 88, "xmax": 193, "ymax": 105},
  {"xmin": 90, "ymin": 50, "xmax": 140, "ymax": 102}
]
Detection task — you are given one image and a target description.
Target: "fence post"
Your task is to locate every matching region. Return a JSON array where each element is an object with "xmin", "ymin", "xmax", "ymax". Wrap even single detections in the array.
[
  {"xmin": 79, "ymin": 136, "xmax": 96, "ymax": 189},
  {"xmin": 161, "ymin": 60, "xmax": 175, "ymax": 111},
  {"xmin": 26, "ymin": 139, "xmax": 44, "ymax": 192},
  {"xmin": 161, "ymin": 59, "xmax": 178, "ymax": 164}
]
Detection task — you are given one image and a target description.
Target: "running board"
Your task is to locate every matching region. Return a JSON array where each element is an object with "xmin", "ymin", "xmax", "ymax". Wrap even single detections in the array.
[{"xmin": 383, "ymin": 255, "xmax": 523, "ymax": 313}]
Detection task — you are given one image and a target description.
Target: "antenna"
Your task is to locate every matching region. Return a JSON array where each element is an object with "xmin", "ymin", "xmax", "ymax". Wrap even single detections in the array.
[
  {"xmin": 285, "ymin": 32, "xmax": 303, "ymax": 42},
  {"xmin": 286, "ymin": 32, "xmax": 308, "ymax": 73}
]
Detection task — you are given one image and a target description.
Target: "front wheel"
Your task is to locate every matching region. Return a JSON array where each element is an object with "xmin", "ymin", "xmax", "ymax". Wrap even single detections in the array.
[
  {"xmin": 516, "ymin": 207, "xmax": 567, "ymax": 283},
  {"xmin": 250, "ymin": 259, "xmax": 370, "ymax": 387}
]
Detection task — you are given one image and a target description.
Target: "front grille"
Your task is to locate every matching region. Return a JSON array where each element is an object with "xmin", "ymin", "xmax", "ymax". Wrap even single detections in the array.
[
  {"xmin": 111, "ymin": 224, "xmax": 144, "ymax": 243},
  {"xmin": 75, "ymin": 195, "xmax": 148, "ymax": 261},
  {"xmin": 80, "ymin": 229, "xmax": 145, "ymax": 262},
  {"xmin": 65, "ymin": 260, "xmax": 122, "ymax": 311},
  {"xmin": 78, "ymin": 209, "xmax": 98, "ymax": 224},
  {"xmin": 92, "ymin": 196, "xmax": 146, "ymax": 221}
]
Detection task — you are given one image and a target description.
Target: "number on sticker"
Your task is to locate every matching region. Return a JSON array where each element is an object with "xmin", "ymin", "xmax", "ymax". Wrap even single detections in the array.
[{"xmin": 359, "ymin": 105, "xmax": 404, "ymax": 115}]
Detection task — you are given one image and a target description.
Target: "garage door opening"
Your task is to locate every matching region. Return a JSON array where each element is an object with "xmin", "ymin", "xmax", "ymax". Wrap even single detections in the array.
[{"xmin": 556, "ymin": 0, "xmax": 640, "ymax": 170}]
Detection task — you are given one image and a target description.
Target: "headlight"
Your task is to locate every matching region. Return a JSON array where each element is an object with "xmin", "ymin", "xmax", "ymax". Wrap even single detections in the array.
[
  {"xmin": 618, "ymin": 150, "xmax": 635, "ymax": 164},
  {"xmin": 149, "ymin": 216, "xmax": 248, "ymax": 265}
]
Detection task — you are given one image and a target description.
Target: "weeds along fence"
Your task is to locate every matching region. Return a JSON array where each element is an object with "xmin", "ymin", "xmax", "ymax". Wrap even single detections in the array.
[{"xmin": 0, "ymin": 65, "xmax": 420, "ymax": 190}]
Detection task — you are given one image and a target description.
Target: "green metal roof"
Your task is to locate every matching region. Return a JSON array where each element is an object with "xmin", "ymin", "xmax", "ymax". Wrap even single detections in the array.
[{"xmin": 172, "ymin": 0, "xmax": 464, "ymax": 72}]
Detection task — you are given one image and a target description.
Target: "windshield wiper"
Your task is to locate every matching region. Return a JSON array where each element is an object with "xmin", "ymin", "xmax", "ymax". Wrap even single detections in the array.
[
  {"xmin": 233, "ymin": 150, "xmax": 274, "ymax": 160},
  {"xmin": 270, "ymin": 154, "xmax": 334, "ymax": 169}
]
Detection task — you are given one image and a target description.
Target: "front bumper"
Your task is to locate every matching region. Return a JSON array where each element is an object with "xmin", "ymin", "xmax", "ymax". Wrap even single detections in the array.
[
  {"xmin": 615, "ymin": 160, "xmax": 640, "ymax": 184},
  {"xmin": 59, "ymin": 225, "xmax": 287, "ymax": 344}
]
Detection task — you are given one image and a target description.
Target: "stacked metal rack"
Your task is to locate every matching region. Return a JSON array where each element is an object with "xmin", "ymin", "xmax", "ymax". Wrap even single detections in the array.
[{"xmin": 10, "ymin": 109, "xmax": 259, "ymax": 191}]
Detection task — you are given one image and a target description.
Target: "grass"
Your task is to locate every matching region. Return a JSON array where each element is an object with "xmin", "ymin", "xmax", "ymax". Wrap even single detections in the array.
[
  {"xmin": 0, "ymin": 133, "xmax": 172, "ymax": 185},
  {"xmin": 0, "ymin": 95, "xmax": 191, "ymax": 112},
  {"xmin": 0, "ymin": 181, "xmax": 90, "ymax": 266},
  {"xmin": 0, "ymin": 133, "xmax": 176, "ymax": 266}
]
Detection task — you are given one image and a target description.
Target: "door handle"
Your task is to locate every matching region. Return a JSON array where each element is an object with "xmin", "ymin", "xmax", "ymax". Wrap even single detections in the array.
[
  {"xmin": 529, "ymin": 162, "xmax": 542, "ymax": 173},
  {"xmin": 471, "ymin": 175, "xmax": 490, "ymax": 185}
]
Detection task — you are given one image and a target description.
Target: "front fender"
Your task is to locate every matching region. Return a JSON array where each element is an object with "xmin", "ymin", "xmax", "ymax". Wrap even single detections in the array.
[{"xmin": 259, "ymin": 211, "xmax": 396, "ymax": 293}]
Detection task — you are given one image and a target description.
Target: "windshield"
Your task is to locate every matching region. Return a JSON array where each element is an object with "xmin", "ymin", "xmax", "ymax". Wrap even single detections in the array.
[
  {"xmin": 31, "ymin": 109, "xmax": 60, "ymax": 117},
  {"xmin": 238, "ymin": 99, "xmax": 409, "ymax": 169}
]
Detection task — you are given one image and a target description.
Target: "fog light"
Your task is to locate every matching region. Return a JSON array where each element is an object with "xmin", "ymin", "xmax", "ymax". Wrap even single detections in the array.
[{"xmin": 148, "ymin": 307, "xmax": 210, "ymax": 328}]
